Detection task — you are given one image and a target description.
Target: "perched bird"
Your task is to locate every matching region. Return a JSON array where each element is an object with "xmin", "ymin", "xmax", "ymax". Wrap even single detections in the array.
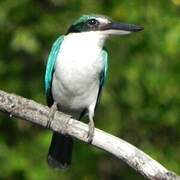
[{"xmin": 44, "ymin": 14, "xmax": 143, "ymax": 169}]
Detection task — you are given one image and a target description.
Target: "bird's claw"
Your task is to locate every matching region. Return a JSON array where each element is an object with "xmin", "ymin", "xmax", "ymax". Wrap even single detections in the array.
[{"xmin": 47, "ymin": 102, "xmax": 58, "ymax": 128}]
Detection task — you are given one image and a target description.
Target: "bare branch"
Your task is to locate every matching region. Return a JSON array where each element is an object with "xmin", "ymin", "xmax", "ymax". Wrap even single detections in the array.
[{"xmin": 0, "ymin": 90, "xmax": 179, "ymax": 180}]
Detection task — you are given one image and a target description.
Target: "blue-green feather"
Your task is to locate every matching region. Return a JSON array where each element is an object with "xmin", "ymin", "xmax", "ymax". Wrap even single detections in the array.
[
  {"xmin": 45, "ymin": 35, "xmax": 64, "ymax": 106},
  {"xmin": 101, "ymin": 48, "xmax": 108, "ymax": 86},
  {"xmin": 96, "ymin": 48, "xmax": 108, "ymax": 107}
]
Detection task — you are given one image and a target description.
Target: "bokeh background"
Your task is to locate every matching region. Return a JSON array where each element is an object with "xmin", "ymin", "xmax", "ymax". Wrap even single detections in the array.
[{"xmin": 0, "ymin": 0, "xmax": 180, "ymax": 179}]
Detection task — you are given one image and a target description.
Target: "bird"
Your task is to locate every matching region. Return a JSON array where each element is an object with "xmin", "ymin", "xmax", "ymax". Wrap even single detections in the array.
[{"xmin": 44, "ymin": 14, "xmax": 143, "ymax": 170}]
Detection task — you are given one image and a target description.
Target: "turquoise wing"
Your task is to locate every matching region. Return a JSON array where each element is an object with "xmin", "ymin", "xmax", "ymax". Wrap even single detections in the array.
[
  {"xmin": 96, "ymin": 48, "xmax": 108, "ymax": 107},
  {"xmin": 100, "ymin": 48, "xmax": 108, "ymax": 87},
  {"xmin": 45, "ymin": 35, "xmax": 64, "ymax": 106}
]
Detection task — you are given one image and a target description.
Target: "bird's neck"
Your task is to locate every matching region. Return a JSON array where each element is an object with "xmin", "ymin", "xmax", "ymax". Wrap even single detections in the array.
[{"xmin": 65, "ymin": 31, "xmax": 107, "ymax": 49}]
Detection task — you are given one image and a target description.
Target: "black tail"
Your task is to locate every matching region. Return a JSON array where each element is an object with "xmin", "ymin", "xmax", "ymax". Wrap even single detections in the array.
[{"xmin": 47, "ymin": 132, "xmax": 73, "ymax": 169}]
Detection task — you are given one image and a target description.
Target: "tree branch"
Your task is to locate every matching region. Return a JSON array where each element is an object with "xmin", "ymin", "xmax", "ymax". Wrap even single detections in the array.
[{"xmin": 0, "ymin": 90, "xmax": 179, "ymax": 180}]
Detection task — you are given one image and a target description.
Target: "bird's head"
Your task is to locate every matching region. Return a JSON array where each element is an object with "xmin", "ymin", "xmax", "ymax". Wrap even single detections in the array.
[{"xmin": 66, "ymin": 14, "xmax": 143, "ymax": 37}]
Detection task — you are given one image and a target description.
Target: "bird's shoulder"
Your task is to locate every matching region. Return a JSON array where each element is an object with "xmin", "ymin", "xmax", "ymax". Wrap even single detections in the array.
[{"xmin": 45, "ymin": 35, "xmax": 65, "ymax": 106}]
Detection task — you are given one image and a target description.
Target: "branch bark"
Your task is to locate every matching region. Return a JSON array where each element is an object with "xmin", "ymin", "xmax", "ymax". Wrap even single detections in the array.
[{"xmin": 0, "ymin": 90, "xmax": 179, "ymax": 180}]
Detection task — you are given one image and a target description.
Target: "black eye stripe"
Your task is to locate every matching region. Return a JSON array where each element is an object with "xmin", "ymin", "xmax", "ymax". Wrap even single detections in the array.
[{"xmin": 66, "ymin": 18, "xmax": 101, "ymax": 34}]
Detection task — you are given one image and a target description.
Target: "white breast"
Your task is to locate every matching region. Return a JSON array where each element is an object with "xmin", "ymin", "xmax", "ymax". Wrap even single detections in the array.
[{"xmin": 52, "ymin": 32, "xmax": 106, "ymax": 114}]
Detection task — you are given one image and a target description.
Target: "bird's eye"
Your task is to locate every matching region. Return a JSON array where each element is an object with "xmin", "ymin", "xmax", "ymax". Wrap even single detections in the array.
[{"xmin": 87, "ymin": 19, "xmax": 98, "ymax": 26}]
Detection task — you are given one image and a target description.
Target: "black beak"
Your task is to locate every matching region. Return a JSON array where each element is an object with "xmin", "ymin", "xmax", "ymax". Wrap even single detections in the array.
[{"xmin": 101, "ymin": 22, "xmax": 144, "ymax": 32}]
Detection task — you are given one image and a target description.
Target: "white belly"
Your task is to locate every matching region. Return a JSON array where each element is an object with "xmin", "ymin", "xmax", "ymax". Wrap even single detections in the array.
[{"xmin": 52, "ymin": 32, "xmax": 105, "ymax": 115}]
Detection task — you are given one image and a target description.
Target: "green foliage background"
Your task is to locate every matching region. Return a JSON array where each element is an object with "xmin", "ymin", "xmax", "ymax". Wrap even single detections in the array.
[{"xmin": 0, "ymin": 0, "xmax": 179, "ymax": 179}]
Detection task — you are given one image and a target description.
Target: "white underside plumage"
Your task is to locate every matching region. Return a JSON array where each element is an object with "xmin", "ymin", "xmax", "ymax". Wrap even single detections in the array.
[{"xmin": 52, "ymin": 31, "xmax": 107, "ymax": 119}]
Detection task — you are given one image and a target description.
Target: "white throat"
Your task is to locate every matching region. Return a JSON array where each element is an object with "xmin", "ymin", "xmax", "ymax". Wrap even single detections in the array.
[{"xmin": 66, "ymin": 31, "xmax": 108, "ymax": 49}]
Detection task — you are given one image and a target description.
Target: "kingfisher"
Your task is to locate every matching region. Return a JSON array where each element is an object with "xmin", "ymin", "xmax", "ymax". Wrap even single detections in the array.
[{"xmin": 44, "ymin": 14, "xmax": 143, "ymax": 169}]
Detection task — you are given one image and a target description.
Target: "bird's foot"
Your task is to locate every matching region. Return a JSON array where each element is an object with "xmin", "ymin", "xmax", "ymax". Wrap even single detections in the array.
[
  {"xmin": 47, "ymin": 102, "xmax": 58, "ymax": 128},
  {"xmin": 87, "ymin": 120, "xmax": 94, "ymax": 143}
]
